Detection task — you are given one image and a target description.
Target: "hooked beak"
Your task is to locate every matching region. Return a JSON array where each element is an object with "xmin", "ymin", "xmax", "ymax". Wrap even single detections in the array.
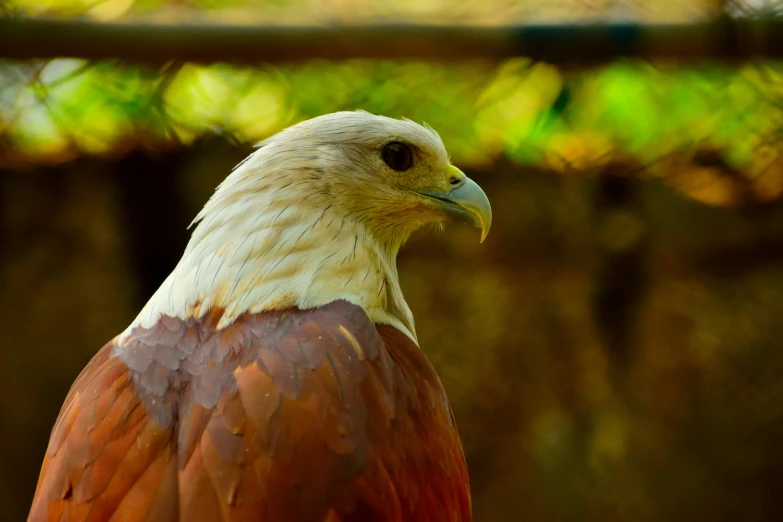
[{"xmin": 415, "ymin": 166, "xmax": 492, "ymax": 243}]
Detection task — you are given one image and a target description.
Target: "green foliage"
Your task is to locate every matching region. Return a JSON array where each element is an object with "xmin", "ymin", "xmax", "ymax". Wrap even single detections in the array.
[{"xmin": 4, "ymin": 58, "xmax": 781, "ymax": 168}]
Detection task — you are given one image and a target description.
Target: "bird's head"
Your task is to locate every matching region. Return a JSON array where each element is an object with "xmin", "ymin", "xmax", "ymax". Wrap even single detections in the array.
[
  {"xmin": 197, "ymin": 110, "xmax": 491, "ymax": 247},
  {"xmin": 134, "ymin": 111, "xmax": 491, "ymax": 340},
  {"xmin": 293, "ymin": 111, "xmax": 491, "ymax": 243}
]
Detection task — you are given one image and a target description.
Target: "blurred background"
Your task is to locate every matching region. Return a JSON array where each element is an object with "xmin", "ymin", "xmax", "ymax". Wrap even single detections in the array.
[{"xmin": 2, "ymin": 1, "xmax": 783, "ymax": 521}]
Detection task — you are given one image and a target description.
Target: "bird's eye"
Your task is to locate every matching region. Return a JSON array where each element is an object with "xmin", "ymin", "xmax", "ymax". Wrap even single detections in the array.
[{"xmin": 382, "ymin": 142, "xmax": 413, "ymax": 172}]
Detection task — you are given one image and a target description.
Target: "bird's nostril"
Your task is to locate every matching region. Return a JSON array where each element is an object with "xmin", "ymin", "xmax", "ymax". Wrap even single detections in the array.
[{"xmin": 449, "ymin": 177, "xmax": 462, "ymax": 186}]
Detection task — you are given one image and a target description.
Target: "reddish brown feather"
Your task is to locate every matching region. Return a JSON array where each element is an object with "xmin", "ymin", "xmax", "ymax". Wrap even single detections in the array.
[{"xmin": 29, "ymin": 301, "xmax": 470, "ymax": 521}]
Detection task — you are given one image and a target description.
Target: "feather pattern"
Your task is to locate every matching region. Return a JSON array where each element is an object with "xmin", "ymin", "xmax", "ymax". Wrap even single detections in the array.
[{"xmin": 29, "ymin": 300, "xmax": 470, "ymax": 521}]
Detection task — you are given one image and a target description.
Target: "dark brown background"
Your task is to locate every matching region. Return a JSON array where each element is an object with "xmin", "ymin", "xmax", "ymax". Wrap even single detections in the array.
[{"xmin": 2, "ymin": 139, "xmax": 782, "ymax": 521}]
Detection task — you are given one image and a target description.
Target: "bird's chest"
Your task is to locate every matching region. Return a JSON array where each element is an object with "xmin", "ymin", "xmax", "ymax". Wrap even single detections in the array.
[{"xmin": 115, "ymin": 307, "xmax": 470, "ymax": 521}]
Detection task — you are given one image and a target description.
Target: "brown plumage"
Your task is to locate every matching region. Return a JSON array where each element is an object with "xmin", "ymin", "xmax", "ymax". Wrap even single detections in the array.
[
  {"xmin": 28, "ymin": 111, "xmax": 490, "ymax": 521},
  {"xmin": 30, "ymin": 302, "xmax": 470, "ymax": 521}
]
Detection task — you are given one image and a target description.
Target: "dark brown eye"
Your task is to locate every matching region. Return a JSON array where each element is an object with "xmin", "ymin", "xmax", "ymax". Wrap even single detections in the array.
[{"xmin": 382, "ymin": 142, "xmax": 413, "ymax": 171}]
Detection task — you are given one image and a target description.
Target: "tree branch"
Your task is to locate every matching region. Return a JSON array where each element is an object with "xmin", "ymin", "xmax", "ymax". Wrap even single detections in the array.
[{"xmin": 0, "ymin": 17, "xmax": 782, "ymax": 65}]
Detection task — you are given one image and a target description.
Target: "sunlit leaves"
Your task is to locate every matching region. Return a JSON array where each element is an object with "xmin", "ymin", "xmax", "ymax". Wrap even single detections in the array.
[
  {"xmin": 1, "ymin": 57, "xmax": 783, "ymax": 207},
  {"xmin": 474, "ymin": 59, "xmax": 565, "ymax": 163},
  {"xmin": 164, "ymin": 64, "xmax": 289, "ymax": 144}
]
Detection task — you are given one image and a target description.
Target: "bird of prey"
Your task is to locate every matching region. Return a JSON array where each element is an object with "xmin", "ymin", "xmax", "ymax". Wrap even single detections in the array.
[{"xmin": 28, "ymin": 111, "xmax": 492, "ymax": 522}]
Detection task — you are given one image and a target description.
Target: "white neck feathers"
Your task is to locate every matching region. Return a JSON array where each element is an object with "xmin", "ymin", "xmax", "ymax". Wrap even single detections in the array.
[{"xmin": 121, "ymin": 144, "xmax": 417, "ymax": 344}]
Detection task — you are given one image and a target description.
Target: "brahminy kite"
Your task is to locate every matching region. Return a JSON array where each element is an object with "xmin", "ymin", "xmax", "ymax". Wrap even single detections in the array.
[{"xmin": 29, "ymin": 111, "xmax": 492, "ymax": 521}]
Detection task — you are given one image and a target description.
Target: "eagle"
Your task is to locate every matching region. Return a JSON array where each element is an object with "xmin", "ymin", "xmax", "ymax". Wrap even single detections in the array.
[{"xmin": 28, "ymin": 111, "xmax": 492, "ymax": 522}]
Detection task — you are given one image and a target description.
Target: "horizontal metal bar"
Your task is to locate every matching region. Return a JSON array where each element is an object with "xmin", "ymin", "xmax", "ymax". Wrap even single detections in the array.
[{"xmin": 0, "ymin": 16, "xmax": 782, "ymax": 65}]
